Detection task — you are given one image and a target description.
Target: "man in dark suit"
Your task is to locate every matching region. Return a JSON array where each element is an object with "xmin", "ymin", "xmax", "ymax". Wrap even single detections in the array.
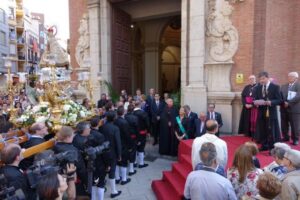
[
  {"xmin": 254, "ymin": 71, "xmax": 282, "ymax": 151},
  {"xmin": 194, "ymin": 112, "xmax": 207, "ymax": 137},
  {"xmin": 207, "ymin": 103, "xmax": 223, "ymax": 137},
  {"xmin": 19, "ymin": 122, "xmax": 48, "ymax": 170},
  {"xmin": 285, "ymin": 72, "xmax": 300, "ymax": 145},
  {"xmin": 183, "ymin": 105, "xmax": 198, "ymax": 139},
  {"xmin": 280, "ymin": 75, "xmax": 292, "ymax": 142},
  {"xmin": 97, "ymin": 93, "xmax": 108, "ymax": 109},
  {"xmin": 150, "ymin": 93, "xmax": 165, "ymax": 145}
]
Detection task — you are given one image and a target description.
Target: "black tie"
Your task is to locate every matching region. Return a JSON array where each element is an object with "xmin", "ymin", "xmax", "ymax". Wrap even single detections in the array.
[{"xmin": 263, "ymin": 85, "xmax": 267, "ymax": 98}]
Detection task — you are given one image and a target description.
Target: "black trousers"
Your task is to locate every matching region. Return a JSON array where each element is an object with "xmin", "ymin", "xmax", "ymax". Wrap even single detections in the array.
[
  {"xmin": 137, "ymin": 135, "xmax": 146, "ymax": 152},
  {"xmin": 151, "ymin": 120, "xmax": 160, "ymax": 142},
  {"xmin": 290, "ymin": 113, "xmax": 300, "ymax": 142},
  {"xmin": 281, "ymin": 111, "xmax": 291, "ymax": 139}
]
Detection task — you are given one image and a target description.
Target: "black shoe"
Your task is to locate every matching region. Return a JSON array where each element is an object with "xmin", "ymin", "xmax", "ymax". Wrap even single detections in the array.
[
  {"xmin": 110, "ymin": 191, "xmax": 122, "ymax": 198},
  {"xmin": 121, "ymin": 178, "xmax": 131, "ymax": 185},
  {"xmin": 115, "ymin": 179, "xmax": 121, "ymax": 184},
  {"xmin": 128, "ymin": 170, "xmax": 137, "ymax": 176},
  {"xmin": 133, "ymin": 163, "xmax": 137, "ymax": 168},
  {"xmin": 138, "ymin": 163, "xmax": 149, "ymax": 168},
  {"xmin": 293, "ymin": 140, "xmax": 299, "ymax": 145}
]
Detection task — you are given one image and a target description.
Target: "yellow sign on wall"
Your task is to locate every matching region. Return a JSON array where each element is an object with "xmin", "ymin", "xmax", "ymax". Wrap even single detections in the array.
[{"xmin": 236, "ymin": 73, "xmax": 244, "ymax": 84}]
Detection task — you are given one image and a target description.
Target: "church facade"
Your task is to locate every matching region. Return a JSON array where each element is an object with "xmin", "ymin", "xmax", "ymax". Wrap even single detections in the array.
[{"xmin": 69, "ymin": 0, "xmax": 300, "ymax": 134}]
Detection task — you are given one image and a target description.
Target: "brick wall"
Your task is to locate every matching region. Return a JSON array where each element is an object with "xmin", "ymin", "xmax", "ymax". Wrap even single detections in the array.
[
  {"xmin": 231, "ymin": 0, "xmax": 300, "ymax": 91},
  {"xmin": 231, "ymin": 0, "xmax": 255, "ymax": 92},
  {"xmin": 69, "ymin": 0, "xmax": 87, "ymax": 72}
]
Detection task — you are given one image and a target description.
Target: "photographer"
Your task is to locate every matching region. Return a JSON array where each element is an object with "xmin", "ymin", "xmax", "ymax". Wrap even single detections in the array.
[
  {"xmin": 0, "ymin": 143, "xmax": 35, "ymax": 199},
  {"xmin": 114, "ymin": 106, "xmax": 135, "ymax": 184},
  {"xmin": 125, "ymin": 104, "xmax": 139, "ymax": 175},
  {"xmin": 53, "ymin": 126, "xmax": 87, "ymax": 198},
  {"xmin": 99, "ymin": 111, "xmax": 122, "ymax": 198}
]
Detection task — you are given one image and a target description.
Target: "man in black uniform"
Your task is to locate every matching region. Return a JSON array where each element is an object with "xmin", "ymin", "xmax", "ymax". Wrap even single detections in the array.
[
  {"xmin": 133, "ymin": 101, "xmax": 150, "ymax": 168},
  {"xmin": 90, "ymin": 117, "xmax": 111, "ymax": 200},
  {"xmin": 125, "ymin": 104, "xmax": 139, "ymax": 175},
  {"xmin": 114, "ymin": 106, "xmax": 134, "ymax": 185},
  {"xmin": 0, "ymin": 143, "xmax": 35, "ymax": 199},
  {"xmin": 99, "ymin": 111, "xmax": 122, "ymax": 198},
  {"xmin": 19, "ymin": 122, "xmax": 48, "ymax": 170}
]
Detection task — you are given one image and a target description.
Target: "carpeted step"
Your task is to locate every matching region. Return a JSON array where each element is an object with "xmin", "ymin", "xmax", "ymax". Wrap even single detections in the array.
[
  {"xmin": 163, "ymin": 171, "xmax": 185, "ymax": 198},
  {"xmin": 172, "ymin": 162, "xmax": 191, "ymax": 180},
  {"xmin": 178, "ymin": 139, "xmax": 193, "ymax": 156},
  {"xmin": 180, "ymin": 153, "xmax": 193, "ymax": 170},
  {"xmin": 152, "ymin": 180, "xmax": 180, "ymax": 200}
]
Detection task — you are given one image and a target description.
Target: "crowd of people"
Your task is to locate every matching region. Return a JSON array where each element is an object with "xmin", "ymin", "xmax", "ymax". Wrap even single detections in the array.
[
  {"xmin": 0, "ymin": 70, "xmax": 299, "ymax": 200},
  {"xmin": 238, "ymin": 71, "xmax": 300, "ymax": 148},
  {"xmin": 185, "ymin": 119, "xmax": 300, "ymax": 200},
  {"xmin": 184, "ymin": 71, "xmax": 300, "ymax": 200}
]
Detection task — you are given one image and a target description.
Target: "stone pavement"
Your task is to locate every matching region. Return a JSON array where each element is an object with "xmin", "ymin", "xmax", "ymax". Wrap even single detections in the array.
[{"xmin": 104, "ymin": 137, "xmax": 177, "ymax": 200}]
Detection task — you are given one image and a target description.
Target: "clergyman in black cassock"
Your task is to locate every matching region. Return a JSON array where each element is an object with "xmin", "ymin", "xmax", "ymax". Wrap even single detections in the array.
[
  {"xmin": 254, "ymin": 72, "xmax": 282, "ymax": 151},
  {"xmin": 159, "ymin": 98, "xmax": 178, "ymax": 156},
  {"xmin": 238, "ymin": 75, "xmax": 258, "ymax": 137}
]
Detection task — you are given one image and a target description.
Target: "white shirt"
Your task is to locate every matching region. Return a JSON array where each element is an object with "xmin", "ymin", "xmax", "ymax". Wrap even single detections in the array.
[
  {"xmin": 191, "ymin": 133, "xmax": 228, "ymax": 169},
  {"xmin": 209, "ymin": 112, "xmax": 215, "ymax": 120}
]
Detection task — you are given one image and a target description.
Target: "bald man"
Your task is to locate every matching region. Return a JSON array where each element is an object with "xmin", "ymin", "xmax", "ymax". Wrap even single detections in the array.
[{"xmin": 191, "ymin": 120, "xmax": 228, "ymax": 169}]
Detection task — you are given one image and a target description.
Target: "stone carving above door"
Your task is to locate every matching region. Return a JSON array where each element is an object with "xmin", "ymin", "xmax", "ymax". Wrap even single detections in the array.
[
  {"xmin": 75, "ymin": 13, "xmax": 91, "ymax": 68},
  {"xmin": 206, "ymin": 0, "xmax": 239, "ymax": 63}
]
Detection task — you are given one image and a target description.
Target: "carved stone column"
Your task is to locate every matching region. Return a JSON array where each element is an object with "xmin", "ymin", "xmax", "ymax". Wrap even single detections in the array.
[
  {"xmin": 181, "ymin": 0, "xmax": 207, "ymax": 113},
  {"xmin": 204, "ymin": 0, "xmax": 239, "ymax": 133},
  {"xmin": 87, "ymin": 0, "xmax": 101, "ymax": 102}
]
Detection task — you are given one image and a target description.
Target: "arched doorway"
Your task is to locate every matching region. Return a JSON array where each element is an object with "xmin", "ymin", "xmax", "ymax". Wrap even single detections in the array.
[{"xmin": 160, "ymin": 16, "xmax": 181, "ymax": 94}]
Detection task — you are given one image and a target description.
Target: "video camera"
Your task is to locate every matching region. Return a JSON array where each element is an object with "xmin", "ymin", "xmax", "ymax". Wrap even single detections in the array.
[
  {"xmin": 27, "ymin": 150, "xmax": 78, "ymax": 189},
  {"xmin": 0, "ymin": 174, "xmax": 25, "ymax": 200},
  {"xmin": 84, "ymin": 141, "xmax": 110, "ymax": 161}
]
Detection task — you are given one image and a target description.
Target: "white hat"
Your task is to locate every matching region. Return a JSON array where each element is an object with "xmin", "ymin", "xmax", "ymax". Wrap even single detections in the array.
[
  {"xmin": 284, "ymin": 149, "xmax": 300, "ymax": 167},
  {"xmin": 274, "ymin": 142, "xmax": 291, "ymax": 151}
]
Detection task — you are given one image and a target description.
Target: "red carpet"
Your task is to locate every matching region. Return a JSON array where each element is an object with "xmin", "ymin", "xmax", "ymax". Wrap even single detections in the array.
[{"xmin": 151, "ymin": 135, "xmax": 300, "ymax": 200}]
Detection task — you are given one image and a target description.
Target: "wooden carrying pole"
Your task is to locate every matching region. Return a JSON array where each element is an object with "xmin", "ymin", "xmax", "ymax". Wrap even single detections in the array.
[{"xmin": 22, "ymin": 139, "xmax": 55, "ymax": 158}]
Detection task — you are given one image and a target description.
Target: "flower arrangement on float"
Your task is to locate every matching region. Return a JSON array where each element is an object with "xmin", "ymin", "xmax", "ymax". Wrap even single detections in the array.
[{"xmin": 14, "ymin": 100, "xmax": 93, "ymax": 128}]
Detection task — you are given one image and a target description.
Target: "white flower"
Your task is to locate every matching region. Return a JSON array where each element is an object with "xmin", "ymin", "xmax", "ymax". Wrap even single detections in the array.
[
  {"xmin": 69, "ymin": 114, "xmax": 77, "ymax": 122},
  {"xmin": 36, "ymin": 116, "xmax": 48, "ymax": 123},
  {"xmin": 79, "ymin": 110, "xmax": 86, "ymax": 118},
  {"xmin": 63, "ymin": 105, "xmax": 71, "ymax": 111},
  {"xmin": 32, "ymin": 105, "xmax": 41, "ymax": 113}
]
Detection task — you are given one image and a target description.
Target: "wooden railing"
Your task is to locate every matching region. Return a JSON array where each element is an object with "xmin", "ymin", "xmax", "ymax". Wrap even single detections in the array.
[{"xmin": 0, "ymin": 130, "xmax": 55, "ymax": 159}]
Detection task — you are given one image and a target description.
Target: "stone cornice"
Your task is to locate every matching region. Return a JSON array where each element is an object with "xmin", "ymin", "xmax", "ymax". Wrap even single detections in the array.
[{"xmin": 87, "ymin": 0, "xmax": 100, "ymax": 8}]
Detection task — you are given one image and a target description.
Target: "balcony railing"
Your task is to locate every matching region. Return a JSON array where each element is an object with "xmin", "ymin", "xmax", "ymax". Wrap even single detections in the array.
[
  {"xmin": 17, "ymin": 37, "xmax": 25, "ymax": 44},
  {"xmin": 9, "ymin": 33, "xmax": 16, "ymax": 40}
]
